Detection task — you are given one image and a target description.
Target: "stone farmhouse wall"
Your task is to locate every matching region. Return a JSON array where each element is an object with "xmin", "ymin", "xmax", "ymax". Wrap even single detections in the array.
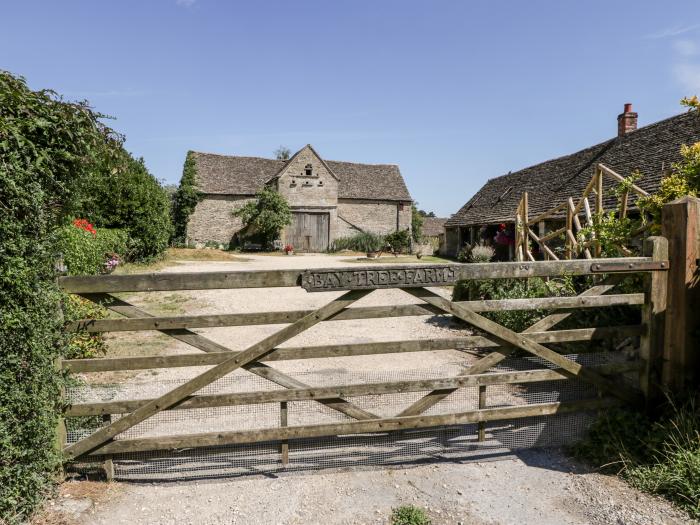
[
  {"xmin": 336, "ymin": 199, "xmax": 411, "ymax": 238},
  {"xmin": 187, "ymin": 194, "xmax": 252, "ymax": 245}
]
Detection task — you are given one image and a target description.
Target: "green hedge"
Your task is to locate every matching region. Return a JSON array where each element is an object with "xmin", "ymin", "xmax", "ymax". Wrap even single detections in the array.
[
  {"xmin": 0, "ymin": 70, "xmax": 113, "ymax": 523},
  {"xmin": 329, "ymin": 231, "xmax": 385, "ymax": 253},
  {"xmin": 57, "ymin": 224, "xmax": 128, "ymax": 275}
]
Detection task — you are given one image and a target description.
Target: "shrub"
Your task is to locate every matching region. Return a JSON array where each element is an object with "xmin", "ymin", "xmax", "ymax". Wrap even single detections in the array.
[
  {"xmin": 61, "ymin": 295, "xmax": 108, "ymax": 359},
  {"xmin": 57, "ymin": 223, "xmax": 128, "ymax": 275},
  {"xmin": 453, "ymin": 277, "xmax": 575, "ymax": 332},
  {"xmin": 329, "ymin": 232, "xmax": 385, "ymax": 253},
  {"xmin": 233, "ymin": 186, "xmax": 292, "ymax": 246},
  {"xmin": 385, "ymin": 229, "xmax": 411, "ymax": 253},
  {"xmin": 573, "ymin": 395, "xmax": 700, "ymax": 519},
  {"xmin": 391, "ymin": 505, "xmax": 431, "ymax": 525},
  {"xmin": 0, "ymin": 70, "xmax": 118, "ymax": 523},
  {"xmin": 172, "ymin": 151, "xmax": 201, "ymax": 244},
  {"xmin": 87, "ymin": 152, "xmax": 172, "ymax": 261},
  {"xmin": 469, "ymin": 244, "xmax": 495, "ymax": 263}
]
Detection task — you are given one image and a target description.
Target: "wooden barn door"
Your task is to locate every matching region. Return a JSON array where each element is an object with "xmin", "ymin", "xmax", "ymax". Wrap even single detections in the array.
[{"xmin": 289, "ymin": 212, "xmax": 329, "ymax": 252}]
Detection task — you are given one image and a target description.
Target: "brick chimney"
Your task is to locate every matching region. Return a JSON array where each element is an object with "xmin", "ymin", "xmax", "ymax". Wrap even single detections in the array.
[{"xmin": 617, "ymin": 103, "xmax": 638, "ymax": 136}]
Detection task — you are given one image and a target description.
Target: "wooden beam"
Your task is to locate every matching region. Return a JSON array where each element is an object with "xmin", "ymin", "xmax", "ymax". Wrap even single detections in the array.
[
  {"xmin": 63, "ymin": 325, "xmax": 645, "ymax": 373},
  {"xmin": 69, "ymin": 293, "xmax": 644, "ymax": 333},
  {"xmin": 63, "ymin": 289, "xmax": 372, "ymax": 460},
  {"xmin": 66, "ymin": 362, "xmax": 641, "ymax": 417},
  {"xmin": 598, "ymin": 164, "xmax": 649, "ymax": 197},
  {"xmin": 527, "ymin": 201, "xmax": 570, "ymax": 226},
  {"xmin": 527, "ymin": 228, "xmax": 560, "ymax": 261},
  {"xmin": 86, "ymin": 397, "xmax": 622, "ymax": 456},
  {"xmin": 639, "ymin": 236, "xmax": 668, "ymax": 406},
  {"xmin": 59, "ymin": 257, "xmax": 661, "ymax": 294}
]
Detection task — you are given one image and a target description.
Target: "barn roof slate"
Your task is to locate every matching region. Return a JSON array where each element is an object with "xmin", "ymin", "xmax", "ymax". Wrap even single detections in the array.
[
  {"xmin": 191, "ymin": 146, "xmax": 412, "ymax": 202},
  {"xmin": 445, "ymin": 111, "xmax": 700, "ymax": 227},
  {"xmin": 421, "ymin": 217, "xmax": 447, "ymax": 237}
]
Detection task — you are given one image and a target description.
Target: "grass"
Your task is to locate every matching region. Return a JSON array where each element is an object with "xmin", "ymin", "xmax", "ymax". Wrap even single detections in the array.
[
  {"xmin": 390, "ymin": 505, "xmax": 431, "ymax": 525},
  {"xmin": 572, "ymin": 394, "xmax": 700, "ymax": 519},
  {"xmin": 340, "ymin": 255, "xmax": 452, "ymax": 264},
  {"xmin": 116, "ymin": 247, "xmax": 249, "ymax": 274}
]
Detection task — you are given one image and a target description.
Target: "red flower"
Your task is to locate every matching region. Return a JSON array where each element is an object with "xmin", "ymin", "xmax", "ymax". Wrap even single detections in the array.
[{"xmin": 73, "ymin": 218, "xmax": 96, "ymax": 235}]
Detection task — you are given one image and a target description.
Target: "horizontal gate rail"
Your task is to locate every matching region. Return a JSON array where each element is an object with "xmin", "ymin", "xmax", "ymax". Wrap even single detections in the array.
[
  {"xmin": 58, "ymin": 256, "xmax": 665, "ymax": 293},
  {"xmin": 67, "ymin": 361, "xmax": 641, "ymax": 417},
  {"xmin": 85, "ymin": 397, "xmax": 622, "ymax": 457},
  {"xmin": 63, "ymin": 325, "xmax": 645, "ymax": 373},
  {"xmin": 66, "ymin": 293, "xmax": 645, "ymax": 333}
]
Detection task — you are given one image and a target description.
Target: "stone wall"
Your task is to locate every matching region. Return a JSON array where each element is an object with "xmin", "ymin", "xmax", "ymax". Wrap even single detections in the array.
[
  {"xmin": 336, "ymin": 199, "xmax": 411, "ymax": 238},
  {"xmin": 186, "ymin": 194, "xmax": 252, "ymax": 245}
]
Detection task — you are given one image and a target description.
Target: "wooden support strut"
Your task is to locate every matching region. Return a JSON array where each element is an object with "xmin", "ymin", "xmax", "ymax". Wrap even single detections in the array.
[
  {"xmin": 395, "ymin": 278, "xmax": 632, "ymax": 417},
  {"xmin": 79, "ymin": 293, "xmax": 379, "ymax": 422},
  {"xmin": 63, "ymin": 289, "xmax": 372, "ymax": 460}
]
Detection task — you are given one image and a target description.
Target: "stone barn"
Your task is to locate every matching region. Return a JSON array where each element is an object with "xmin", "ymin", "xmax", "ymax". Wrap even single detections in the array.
[{"xmin": 183, "ymin": 144, "xmax": 413, "ymax": 251}]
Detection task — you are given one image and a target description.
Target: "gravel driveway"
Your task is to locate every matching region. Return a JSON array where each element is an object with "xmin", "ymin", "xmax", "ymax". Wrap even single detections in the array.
[{"xmin": 67, "ymin": 254, "xmax": 692, "ymax": 525}]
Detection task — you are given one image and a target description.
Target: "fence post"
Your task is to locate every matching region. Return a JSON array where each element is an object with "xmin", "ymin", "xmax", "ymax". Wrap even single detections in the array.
[
  {"xmin": 54, "ymin": 255, "xmax": 67, "ymax": 479},
  {"xmin": 661, "ymin": 196, "xmax": 700, "ymax": 391},
  {"xmin": 639, "ymin": 236, "xmax": 668, "ymax": 407}
]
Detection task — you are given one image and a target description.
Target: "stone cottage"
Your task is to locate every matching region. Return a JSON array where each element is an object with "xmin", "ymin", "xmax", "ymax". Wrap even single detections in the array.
[
  {"xmin": 444, "ymin": 105, "xmax": 700, "ymax": 258},
  {"xmin": 184, "ymin": 144, "xmax": 413, "ymax": 251}
]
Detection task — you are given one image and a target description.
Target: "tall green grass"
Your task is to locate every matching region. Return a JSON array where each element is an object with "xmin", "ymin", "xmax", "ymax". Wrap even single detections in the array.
[
  {"xmin": 329, "ymin": 232, "xmax": 384, "ymax": 253},
  {"xmin": 573, "ymin": 395, "xmax": 700, "ymax": 519}
]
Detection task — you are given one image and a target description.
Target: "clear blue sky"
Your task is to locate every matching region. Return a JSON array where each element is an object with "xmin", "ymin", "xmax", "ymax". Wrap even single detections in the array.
[{"xmin": 2, "ymin": 1, "xmax": 699, "ymax": 216}]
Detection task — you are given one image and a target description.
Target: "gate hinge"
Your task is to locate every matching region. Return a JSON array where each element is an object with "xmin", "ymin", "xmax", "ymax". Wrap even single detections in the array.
[{"xmin": 590, "ymin": 261, "xmax": 669, "ymax": 273}]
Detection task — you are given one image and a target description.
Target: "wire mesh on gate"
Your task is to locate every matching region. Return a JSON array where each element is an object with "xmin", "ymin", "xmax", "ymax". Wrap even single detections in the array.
[{"xmin": 66, "ymin": 352, "xmax": 636, "ymax": 481}]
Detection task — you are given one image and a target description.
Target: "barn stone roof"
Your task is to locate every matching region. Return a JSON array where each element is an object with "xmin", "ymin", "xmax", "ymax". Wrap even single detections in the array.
[
  {"xmin": 421, "ymin": 217, "xmax": 447, "ymax": 237},
  {"xmin": 446, "ymin": 111, "xmax": 700, "ymax": 227},
  {"xmin": 190, "ymin": 147, "xmax": 412, "ymax": 202}
]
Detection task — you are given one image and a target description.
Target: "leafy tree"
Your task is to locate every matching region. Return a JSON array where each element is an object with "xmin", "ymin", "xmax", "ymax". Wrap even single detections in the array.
[
  {"xmin": 411, "ymin": 203, "xmax": 424, "ymax": 241},
  {"xmin": 418, "ymin": 209, "xmax": 436, "ymax": 217},
  {"xmin": 274, "ymin": 146, "xmax": 291, "ymax": 160},
  {"xmin": 233, "ymin": 186, "xmax": 292, "ymax": 245},
  {"xmin": 172, "ymin": 151, "xmax": 201, "ymax": 244}
]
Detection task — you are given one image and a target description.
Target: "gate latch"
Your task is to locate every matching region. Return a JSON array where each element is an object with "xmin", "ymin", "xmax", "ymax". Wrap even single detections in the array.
[{"xmin": 590, "ymin": 261, "xmax": 669, "ymax": 273}]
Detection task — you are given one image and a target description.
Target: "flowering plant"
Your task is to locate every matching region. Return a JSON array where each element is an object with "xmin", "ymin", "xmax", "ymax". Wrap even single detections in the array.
[
  {"xmin": 283, "ymin": 244, "xmax": 294, "ymax": 253},
  {"xmin": 103, "ymin": 253, "xmax": 121, "ymax": 273},
  {"xmin": 73, "ymin": 218, "xmax": 96, "ymax": 235}
]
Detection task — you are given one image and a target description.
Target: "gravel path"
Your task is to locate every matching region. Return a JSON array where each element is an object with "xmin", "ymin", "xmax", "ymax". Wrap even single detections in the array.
[{"xmin": 66, "ymin": 254, "xmax": 694, "ymax": 524}]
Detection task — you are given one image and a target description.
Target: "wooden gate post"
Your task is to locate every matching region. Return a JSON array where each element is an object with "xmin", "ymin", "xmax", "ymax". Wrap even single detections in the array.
[
  {"xmin": 661, "ymin": 196, "xmax": 700, "ymax": 391},
  {"xmin": 639, "ymin": 236, "xmax": 668, "ymax": 407}
]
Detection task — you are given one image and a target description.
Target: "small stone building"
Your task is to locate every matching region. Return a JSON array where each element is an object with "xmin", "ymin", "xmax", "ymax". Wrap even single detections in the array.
[
  {"xmin": 444, "ymin": 105, "xmax": 700, "ymax": 258},
  {"xmin": 184, "ymin": 145, "xmax": 413, "ymax": 251}
]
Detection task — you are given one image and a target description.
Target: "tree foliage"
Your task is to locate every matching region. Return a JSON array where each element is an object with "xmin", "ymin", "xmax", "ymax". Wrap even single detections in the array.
[
  {"xmin": 411, "ymin": 203, "xmax": 423, "ymax": 241},
  {"xmin": 274, "ymin": 146, "xmax": 291, "ymax": 160},
  {"xmin": 233, "ymin": 186, "xmax": 292, "ymax": 245},
  {"xmin": 0, "ymin": 70, "xmax": 118, "ymax": 523},
  {"xmin": 172, "ymin": 151, "xmax": 201, "ymax": 244}
]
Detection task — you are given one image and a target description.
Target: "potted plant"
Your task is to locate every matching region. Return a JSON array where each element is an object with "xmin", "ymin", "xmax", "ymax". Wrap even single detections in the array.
[
  {"xmin": 358, "ymin": 232, "xmax": 384, "ymax": 259},
  {"xmin": 283, "ymin": 244, "xmax": 294, "ymax": 255}
]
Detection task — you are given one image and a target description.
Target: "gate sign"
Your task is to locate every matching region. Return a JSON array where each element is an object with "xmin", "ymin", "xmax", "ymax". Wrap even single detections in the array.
[{"xmin": 301, "ymin": 265, "xmax": 459, "ymax": 292}]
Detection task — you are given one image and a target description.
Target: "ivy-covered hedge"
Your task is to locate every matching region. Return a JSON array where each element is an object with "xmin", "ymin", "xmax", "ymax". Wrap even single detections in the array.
[
  {"xmin": 0, "ymin": 70, "xmax": 115, "ymax": 523},
  {"xmin": 0, "ymin": 69, "xmax": 170, "ymax": 522},
  {"xmin": 172, "ymin": 151, "xmax": 201, "ymax": 244}
]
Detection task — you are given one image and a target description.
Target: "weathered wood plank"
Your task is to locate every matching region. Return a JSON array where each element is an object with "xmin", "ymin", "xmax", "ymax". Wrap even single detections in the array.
[
  {"xmin": 403, "ymin": 288, "xmax": 641, "ymax": 404},
  {"xmin": 68, "ymin": 293, "xmax": 644, "ymax": 332},
  {"xmin": 639, "ymin": 237, "xmax": 668, "ymax": 404},
  {"xmin": 66, "ymin": 362, "xmax": 641, "ymax": 416},
  {"xmin": 87, "ymin": 397, "xmax": 622, "ymax": 456},
  {"xmin": 62, "ymin": 326, "xmax": 644, "ymax": 373},
  {"xmin": 63, "ymin": 289, "xmax": 372, "ymax": 460},
  {"xmin": 59, "ymin": 257, "xmax": 659, "ymax": 293}
]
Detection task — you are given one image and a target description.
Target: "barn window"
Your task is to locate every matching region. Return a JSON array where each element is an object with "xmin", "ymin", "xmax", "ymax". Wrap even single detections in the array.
[{"xmin": 305, "ymin": 163, "xmax": 313, "ymax": 176}]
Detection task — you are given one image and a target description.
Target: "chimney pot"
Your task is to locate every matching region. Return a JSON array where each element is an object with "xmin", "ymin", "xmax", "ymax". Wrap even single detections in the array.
[{"xmin": 617, "ymin": 103, "xmax": 638, "ymax": 137}]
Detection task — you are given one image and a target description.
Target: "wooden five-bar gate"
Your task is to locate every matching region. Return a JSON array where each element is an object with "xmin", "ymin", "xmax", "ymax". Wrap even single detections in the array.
[{"xmin": 57, "ymin": 237, "xmax": 669, "ymax": 479}]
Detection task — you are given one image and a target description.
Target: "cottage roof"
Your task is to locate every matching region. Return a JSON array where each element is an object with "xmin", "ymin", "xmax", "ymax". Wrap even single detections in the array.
[
  {"xmin": 190, "ymin": 146, "xmax": 412, "ymax": 202},
  {"xmin": 445, "ymin": 111, "xmax": 700, "ymax": 227}
]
